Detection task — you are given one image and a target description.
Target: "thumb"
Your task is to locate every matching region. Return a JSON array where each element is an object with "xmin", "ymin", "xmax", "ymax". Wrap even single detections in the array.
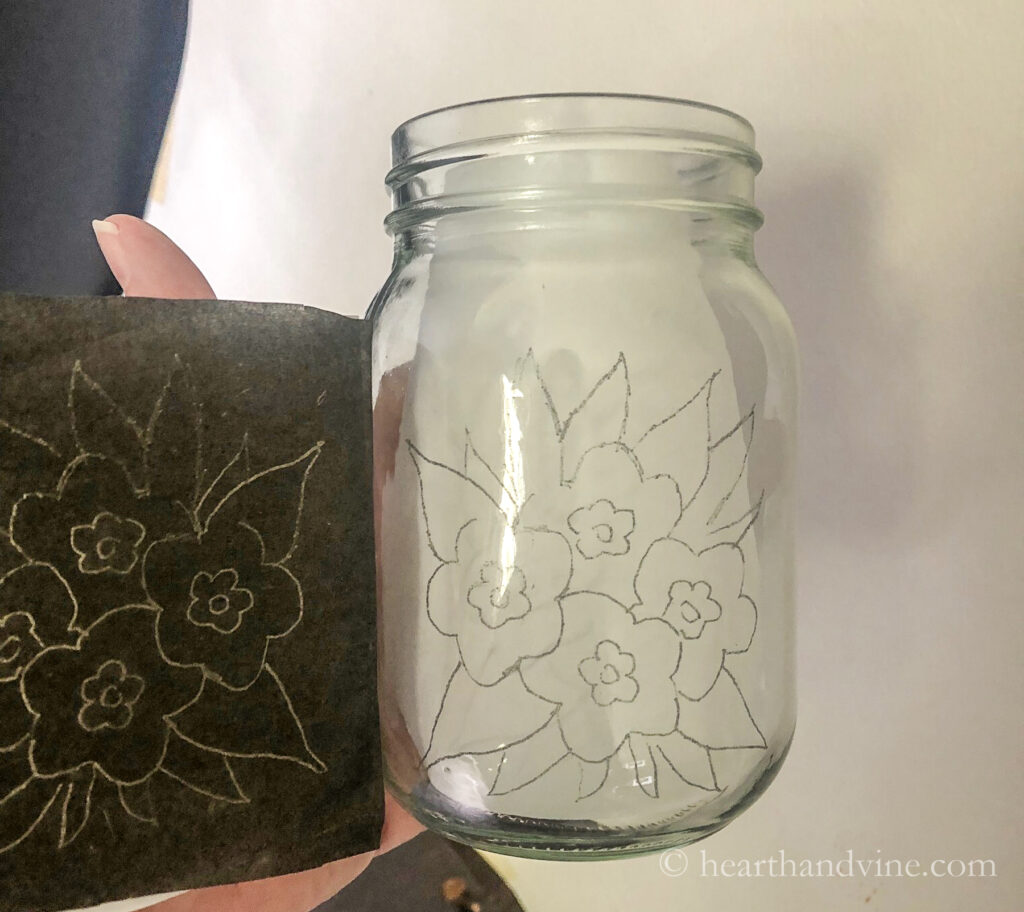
[{"xmin": 92, "ymin": 215, "xmax": 216, "ymax": 299}]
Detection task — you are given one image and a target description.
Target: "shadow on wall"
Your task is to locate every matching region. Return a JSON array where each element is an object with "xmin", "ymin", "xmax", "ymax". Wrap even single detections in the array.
[{"xmin": 756, "ymin": 166, "xmax": 925, "ymax": 548}]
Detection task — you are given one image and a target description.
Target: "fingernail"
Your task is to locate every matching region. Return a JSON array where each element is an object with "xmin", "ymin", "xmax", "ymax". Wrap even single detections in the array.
[
  {"xmin": 91, "ymin": 218, "xmax": 117, "ymax": 237},
  {"xmin": 91, "ymin": 218, "xmax": 130, "ymax": 290}
]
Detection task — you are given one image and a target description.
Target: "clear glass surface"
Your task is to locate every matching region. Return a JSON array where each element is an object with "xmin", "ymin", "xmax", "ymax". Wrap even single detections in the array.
[{"xmin": 371, "ymin": 94, "xmax": 798, "ymax": 858}]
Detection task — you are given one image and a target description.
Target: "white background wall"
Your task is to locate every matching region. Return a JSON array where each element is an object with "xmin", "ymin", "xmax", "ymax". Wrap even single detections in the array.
[{"xmin": 148, "ymin": 2, "xmax": 1024, "ymax": 908}]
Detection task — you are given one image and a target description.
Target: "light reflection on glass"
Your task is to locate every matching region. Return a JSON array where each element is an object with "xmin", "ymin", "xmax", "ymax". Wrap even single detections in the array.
[{"xmin": 497, "ymin": 374, "xmax": 525, "ymax": 597}]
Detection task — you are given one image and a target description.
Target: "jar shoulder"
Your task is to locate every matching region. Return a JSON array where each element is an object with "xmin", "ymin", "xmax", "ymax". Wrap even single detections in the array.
[
  {"xmin": 372, "ymin": 248, "xmax": 798, "ymax": 387},
  {"xmin": 703, "ymin": 252, "xmax": 800, "ymax": 381}
]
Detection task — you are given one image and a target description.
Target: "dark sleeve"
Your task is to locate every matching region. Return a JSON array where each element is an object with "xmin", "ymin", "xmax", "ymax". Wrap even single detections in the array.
[{"xmin": 0, "ymin": 0, "xmax": 188, "ymax": 296}]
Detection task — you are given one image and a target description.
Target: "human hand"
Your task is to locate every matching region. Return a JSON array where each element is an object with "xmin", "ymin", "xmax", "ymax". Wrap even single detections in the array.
[{"xmin": 91, "ymin": 214, "xmax": 423, "ymax": 912}]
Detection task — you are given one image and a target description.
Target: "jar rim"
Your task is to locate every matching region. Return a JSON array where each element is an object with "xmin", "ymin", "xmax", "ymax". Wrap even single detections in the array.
[{"xmin": 391, "ymin": 93, "xmax": 756, "ymax": 166}]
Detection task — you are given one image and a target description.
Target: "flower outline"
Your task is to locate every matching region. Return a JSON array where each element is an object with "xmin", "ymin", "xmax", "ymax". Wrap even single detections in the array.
[
  {"xmin": 0, "ymin": 611, "xmax": 43, "ymax": 683},
  {"xmin": 578, "ymin": 639, "xmax": 639, "ymax": 706},
  {"xmin": 70, "ymin": 510, "xmax": 146, "ymax": 575},
  {"xmin": 77, "ymin": 659, "xmax": 146, "ymax": 732},
  {"xmin": 521, "ymin": 591, "xmax": 681, "ymax": 763},
  {"xmin": 631, "ymin": 538, "xmax": 757, "ymax": 700},
  {"xmin": 10, "ymin": 455, "xmax": 191, "ymax": 629},
  {"xmin": 519, "ymin": 443, "xmax": 682, "ymax": 607},
  {"xmin": 186, "ymin": 568, "xmax": 255, "ymax": 635},
  {"xmin": 567, "ymin": 499, "xmax": 636, "ymax": 559},
  {"xmin": 665, "ymin": 579, "xmax": 722, "ymax": 639},
  {"xmin": 427, "ymin": 520, "xmax": 572, "ymax": 686},
  {"xmin": 466, "ymin": 563, "xmax": 532, "ymax": 629},
  {"xmin": 21, "ymin": 605, "xmax": 202, "ymax": 785},
  {"xmin": 144, "ymin": 519, "xmax": 302, "ymax": 691}
]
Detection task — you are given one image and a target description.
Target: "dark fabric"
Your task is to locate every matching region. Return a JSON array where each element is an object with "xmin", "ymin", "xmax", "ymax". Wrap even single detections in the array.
[
  {"xmin": 321, "ymin": 832, "xmax": 524, "ymax": 912},
  {"xmin": 0, "ymin": 1, "xmax": 188, "ymax": 296}
]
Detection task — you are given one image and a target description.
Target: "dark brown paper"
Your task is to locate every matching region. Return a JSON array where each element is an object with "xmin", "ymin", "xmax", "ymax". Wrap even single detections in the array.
[{"xmin": 0, "ymin": 294, "xmax": 382, "ymax": 912}]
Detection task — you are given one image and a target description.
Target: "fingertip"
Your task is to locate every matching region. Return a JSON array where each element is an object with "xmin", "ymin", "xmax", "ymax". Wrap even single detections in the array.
[
  {"xmin": 92, "ymin": 214, "xmax": 216, "ymax": 300},
  {"xmin": 103, "ymin": 213, "xmax": 153, "ymax": 235},
  {"xmin": 92, "ymin": 216, "xmax": 131, "ymax": 291},
  {"xmin": 91, "ymin": 217, "xmax": 118, "ymax": 236}
]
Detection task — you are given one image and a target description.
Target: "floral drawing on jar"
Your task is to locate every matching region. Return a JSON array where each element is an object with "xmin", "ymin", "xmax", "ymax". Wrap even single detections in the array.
[
  {"xmin": 567, "ymin": 499, "xmax": 635, "ymax": 560},
  {"xmin": 418, "ymin": 505, "xmax": 572, "ymax": 687},
  {"xmin": 410, "ymin": 351, "xmax": 768, "ymax": 801}
]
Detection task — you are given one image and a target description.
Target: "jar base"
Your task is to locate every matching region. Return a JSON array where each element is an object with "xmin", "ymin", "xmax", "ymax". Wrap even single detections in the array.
[{"xmin": 387, "ymin": 739, "xmax": 791, "ymax": 860}]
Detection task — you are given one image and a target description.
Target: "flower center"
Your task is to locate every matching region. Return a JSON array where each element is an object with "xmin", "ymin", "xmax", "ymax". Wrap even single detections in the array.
[
  {"xmin": 566, "ymin": 499, "xmax": 636, "ymax": 559},
  {"xmin": 0, "ymin": 635, "xmax": 21, "ymax": 665},
  {"xmin": 578, "ymin": 640, "xmax": 639, "ymax": 705},
  {"xmin": 77, "ymin": 659, "xmax": 146, "ymax": 733},
  {"xmin": 70, "ymin": 511, "xmax": 145, "ymax": 576},
  {"xmin": 467, "ymin": 562, "xmax": 533, "ymax": 629},
  {"xmin": 208, "ymin": 593, "xmax": 232, "ymax": 616},
  {"xmin": 678, "ymin": 600, "xmax": 700, "ymax": 623},
  {"xmin": 187, "ymin": 568, "xmax": 255, "ymax": 635},
  {"xmin": 665, "ymin": 580, "xmax": 722, "ymax": 639},
  {"xmin": 99, "ymin": 684, "xmax": 124, "ymax": 708}
]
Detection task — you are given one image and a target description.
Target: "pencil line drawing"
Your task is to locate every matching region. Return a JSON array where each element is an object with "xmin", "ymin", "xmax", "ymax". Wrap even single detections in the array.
[{"xmin": 409, "ymin": 351, "xmax": 766, "ymax": 801}]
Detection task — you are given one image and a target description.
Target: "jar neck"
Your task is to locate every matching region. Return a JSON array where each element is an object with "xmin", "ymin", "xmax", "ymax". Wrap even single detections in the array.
[
  {"xmin": 385, "ymin": 94, "xmax": 763, "ymax": 243},
  {"xmin": 391, "ymin": 205, "xmax": 758, "ymax": 267}
]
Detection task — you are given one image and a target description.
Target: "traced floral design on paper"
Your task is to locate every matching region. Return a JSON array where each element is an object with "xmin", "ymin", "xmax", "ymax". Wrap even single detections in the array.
[
  {"xmin": 0, "ymin": 564, "xmax": 78, "ymax": 753},
  {"xmin": 77, "ymin": 658, "xmax": 147, "ymax": 732},
  {"xmin": 11, "ymin": 455, "xmax": 189, "ymax": 627},
  {"xmin": 568, "ymin": 499, "xmax": 635, "ymax": 559},
  {"xmin": 0, "ymin": 612, "xmax": 43, "ymax": 684},
  {"xmin": 70, "ymin": 511, "xmax": 147, "ymax": 576},
  {"xmin": 186, "ymin": 569, "xmax": 254, "ymax": 635},
  {"xmin": 521, "ymin": 592, "xmax": 680, "ymax": 763},
  {"xmin": 0, "ymin": 358, "xmax": 326, "ymax": 854},
  {"xmin": 145, "ymin": 519, "xmax": 302, "ymax": 690},
  {"xmin": 24, "ymin": 606, "xmax": 201, "ymax": 783}
]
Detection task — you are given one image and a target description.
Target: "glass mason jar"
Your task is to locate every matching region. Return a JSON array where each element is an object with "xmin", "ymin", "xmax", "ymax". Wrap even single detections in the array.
[{"xmin": 370, "ymin": 94, "xmax": 797, "ymax": 858}]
